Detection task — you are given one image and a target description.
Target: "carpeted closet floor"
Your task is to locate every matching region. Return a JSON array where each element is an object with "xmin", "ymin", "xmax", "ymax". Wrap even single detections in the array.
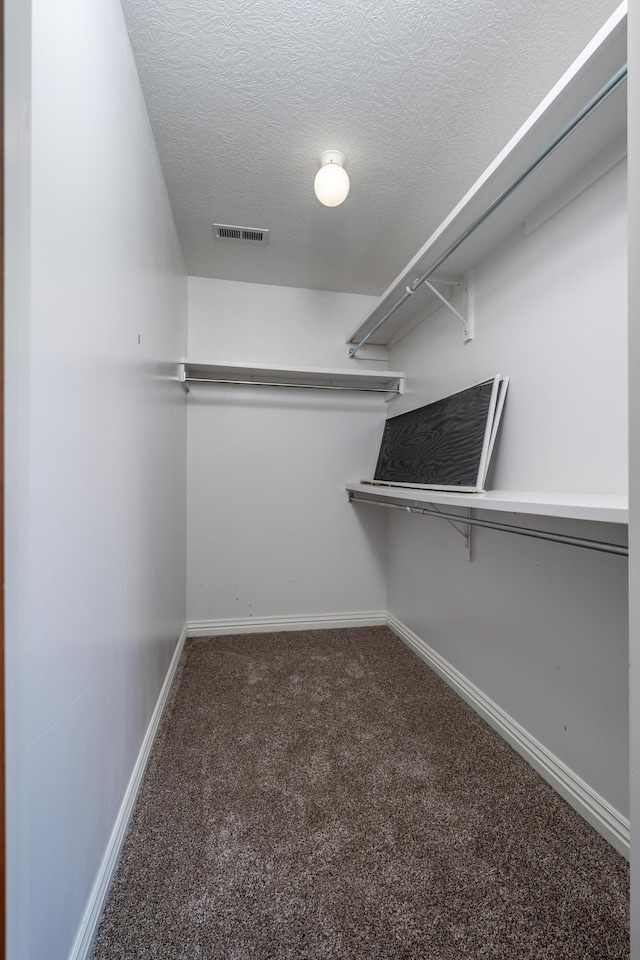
[{"xmin": 91, "ymin": 626, "xmax": 629, "ymax": 959}]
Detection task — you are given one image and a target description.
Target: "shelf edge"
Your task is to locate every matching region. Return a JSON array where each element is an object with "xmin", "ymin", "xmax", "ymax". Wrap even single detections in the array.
[{"xmin": 345, "ymin": 482, "xmax": 628, "ymax": 525}]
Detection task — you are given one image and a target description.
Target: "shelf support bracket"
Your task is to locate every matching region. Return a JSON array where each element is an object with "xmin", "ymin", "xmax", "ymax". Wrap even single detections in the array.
[
  {"xmin": 178, "ymin": 363, "xmax": 190, "ymax": 393},
  {"xmin": 427, "ymin": 504, "xmax": 473, "ymax": 560},
  {"xmin": 422, "ymin": 276, "xmax": 474, "ymax": 343}
]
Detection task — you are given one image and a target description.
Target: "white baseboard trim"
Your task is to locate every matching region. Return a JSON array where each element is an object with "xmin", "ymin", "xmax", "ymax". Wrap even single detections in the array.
[
  {"xmin": 187, "ymin": 610, "xmax": 387, "ymax": 637},
  {"xmin": 67, "ymin": 623, "xmax": 189, "ymax": 960},
  {"xmin": 386, "ymin": 612, "xmax": 630, "ymax": 858}
]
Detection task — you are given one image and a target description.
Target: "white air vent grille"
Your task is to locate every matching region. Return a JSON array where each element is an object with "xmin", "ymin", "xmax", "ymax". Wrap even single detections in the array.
[{"xmin": 213, "ymin": 223, "xmax": 269, "ymax": 245}]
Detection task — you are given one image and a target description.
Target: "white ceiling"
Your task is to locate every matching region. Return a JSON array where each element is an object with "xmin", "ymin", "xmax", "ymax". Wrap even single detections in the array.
[{"xmin": 120, "ymin": 0, "xmax": 621, "ymax": 296}]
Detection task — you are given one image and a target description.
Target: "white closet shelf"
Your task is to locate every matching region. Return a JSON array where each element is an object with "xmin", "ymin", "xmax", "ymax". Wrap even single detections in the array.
[
  {"xmin": 346, "ymin": 482, "xmax": 628, "ymax": 525},
  {"xmin": 346, "ymin": 5, "xmax": 627, "ymax": 352},
  {"xmin": 179, "ymin": 359, "xmax": 404, "ymax": 395}
]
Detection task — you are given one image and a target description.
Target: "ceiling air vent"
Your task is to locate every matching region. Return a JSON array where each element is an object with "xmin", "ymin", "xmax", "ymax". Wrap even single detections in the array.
[{"xmin": 213, "ymin": 223, "xmax": 269, "ymax": 245}]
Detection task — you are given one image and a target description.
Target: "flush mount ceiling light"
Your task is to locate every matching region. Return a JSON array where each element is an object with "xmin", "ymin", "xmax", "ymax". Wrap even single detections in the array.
[{"xmin": 313, "ymin": 150, "xmax": 350, "ymax": 207}]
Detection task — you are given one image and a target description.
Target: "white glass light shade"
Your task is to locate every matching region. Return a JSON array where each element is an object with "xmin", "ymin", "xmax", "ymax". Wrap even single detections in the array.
[{"xmin": 314, "ymin": 150, "xmax": 350, "ymax": 207}]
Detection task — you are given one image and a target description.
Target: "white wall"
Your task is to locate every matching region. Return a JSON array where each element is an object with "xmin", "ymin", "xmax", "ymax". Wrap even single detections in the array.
[
  {"xmin": 187, "ymin": 277, "xmax": 388, "ymax": 622},
  {"xmin": 4, "ymin": 1, "xmax": 188, "ymax": 958},
  {"xmin": 386, "ymin": 160, "xmax": 629, "ymax": 817},
  {"xmin": 628, "ymin": 0, "xmax": 639, "ymax": 947}
]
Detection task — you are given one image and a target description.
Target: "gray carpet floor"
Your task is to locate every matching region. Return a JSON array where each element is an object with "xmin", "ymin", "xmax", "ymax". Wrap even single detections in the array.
[{"xmin": 91, "ymin": 627, "xmax": 629, "ymax": 959}]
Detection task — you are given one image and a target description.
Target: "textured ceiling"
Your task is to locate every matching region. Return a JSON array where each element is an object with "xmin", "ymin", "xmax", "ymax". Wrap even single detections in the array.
[{"xmin": 120, "ymin": 0, "xmax": 622, "ymax": 295}]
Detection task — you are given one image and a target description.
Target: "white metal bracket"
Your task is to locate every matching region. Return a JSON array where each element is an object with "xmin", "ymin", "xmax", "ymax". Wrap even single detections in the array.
[
  {"xmin": 429, "ymin": 504, "xmax": 473, "ymax": 560},
  {"xmin": 464, "ymin": 508, "xmax": 473, "ymax": 561},
  {"xmin": 422, "ymin": 274, "xmax": 474, "ymax": 343},
  {"xmin": 178, "ymin": 362, "xmax": 190, "ymax": 393}
]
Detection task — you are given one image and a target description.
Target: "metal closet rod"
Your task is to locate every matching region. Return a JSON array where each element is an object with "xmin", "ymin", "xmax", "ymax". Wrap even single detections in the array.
[
  {"xmin": 348, "ymin": 495, "xmax": 628, "ymax": 557},
  {"xmin": 349, "ymin": 64, "xmax": 628, "ymax": 358},
  {"xmin": 185, "ymin": 377, "xmax": 399, "ymax": 394}
]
